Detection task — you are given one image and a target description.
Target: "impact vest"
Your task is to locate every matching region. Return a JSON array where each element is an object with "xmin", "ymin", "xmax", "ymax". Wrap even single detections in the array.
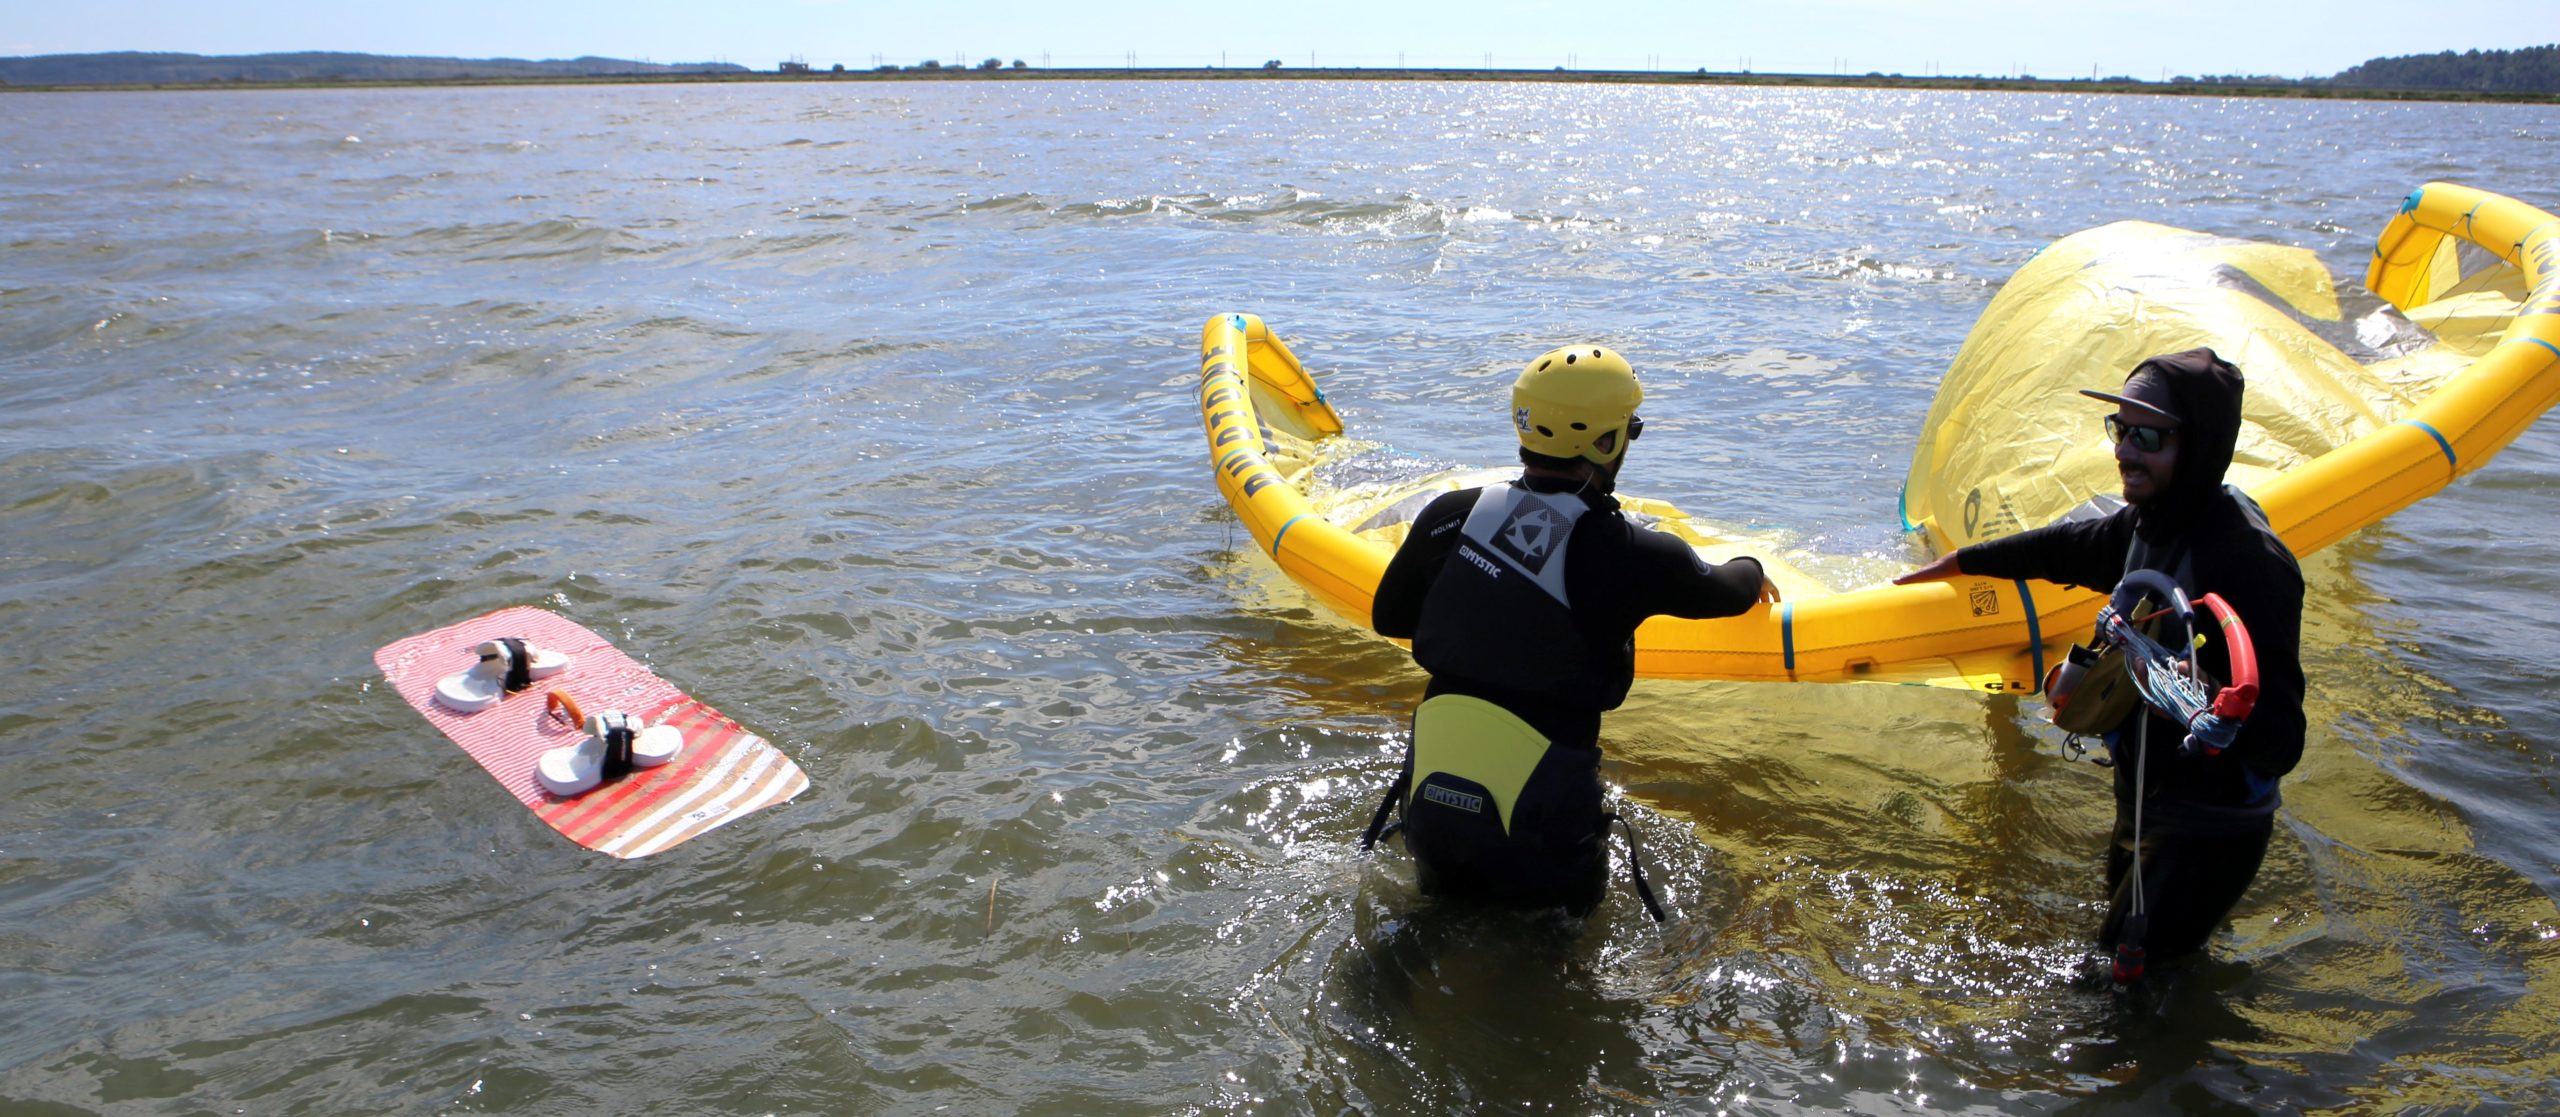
[
  {"xmin": 1369, "ymin": 483, "xmax": 1672, "ymax": 921},
  {"xmin": 1411, "ymin": 483, "xmax": 1597, "ymax": 702}
]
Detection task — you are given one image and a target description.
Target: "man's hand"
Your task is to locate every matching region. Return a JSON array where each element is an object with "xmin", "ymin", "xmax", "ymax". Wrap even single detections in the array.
[{"xmin": 1892, "ymin": 552, "xmax": 1964, "ymax": 585}]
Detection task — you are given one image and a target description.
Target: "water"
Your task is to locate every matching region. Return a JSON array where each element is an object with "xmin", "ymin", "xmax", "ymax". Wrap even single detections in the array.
[{"xmin": 2, "ymin": 80, "xmax": 2556, "ymax": 1114}]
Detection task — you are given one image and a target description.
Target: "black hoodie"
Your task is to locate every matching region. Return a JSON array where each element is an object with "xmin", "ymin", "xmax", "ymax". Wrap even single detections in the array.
[{"xmin": 1957, "ymin": 349, "xmax": 2307, "ymax": 814}]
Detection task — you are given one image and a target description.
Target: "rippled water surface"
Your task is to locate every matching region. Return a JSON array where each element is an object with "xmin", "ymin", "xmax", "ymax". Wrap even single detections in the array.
[{"xmin": 4, "ymin": 80, "xmax": 2558, "ymax": 1114}]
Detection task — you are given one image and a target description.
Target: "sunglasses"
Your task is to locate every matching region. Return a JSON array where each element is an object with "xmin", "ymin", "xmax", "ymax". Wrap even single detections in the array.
[
  {"xmin": 1590, "ymin": 415, "xmax": 1644, "ymax": 458},
  {"xmin": 2104, "ymin": 414, "xmax": 2175, "ymax": 453}
]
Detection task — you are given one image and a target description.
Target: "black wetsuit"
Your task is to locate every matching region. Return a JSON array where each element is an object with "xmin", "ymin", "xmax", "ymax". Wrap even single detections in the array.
[
  {"xmin": 1372, "ymin": 472, "xmax": 1768, "ymax": 915},
  {"xmin": 1954, "ymin": 350, "xmax": 2307, "ymax": 965}
]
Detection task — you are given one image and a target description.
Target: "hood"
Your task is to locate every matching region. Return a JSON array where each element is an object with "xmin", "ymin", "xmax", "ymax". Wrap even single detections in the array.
[{"xmin": 2127, "ymin": 347, "xmax": 2245, "ymax": 540}]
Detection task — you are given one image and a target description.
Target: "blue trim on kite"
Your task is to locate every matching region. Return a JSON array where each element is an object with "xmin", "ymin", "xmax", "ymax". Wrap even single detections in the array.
[
  {"xmin": 1271, "ymin": 513, "xmax": 1309, "ymax": 557},
  {"xmin": 1897, "ymin": 482, "xmax": 1916, "ymax": 532},
  {"xmin": 2398, "ymin": 419, "xmax": 2457, "ymax": 470},
  {"xmin": 2017, "ymin": 579, "xmax": 2045, "ymax": 694},
  {"xmin": 1230, "ymin": 314, "xmax": 1248, "ymax": 331},
  {"xmin": 1781, "ymin": 602, "xmax": 1797, "ymax": 675},
  {"xmin": 2400, "ymin": 188, "xmax": 2424, "ymax": 215},
  {"xmin": 2525, "ymin": 336, "xmax": 2560, "ymax": 360}
]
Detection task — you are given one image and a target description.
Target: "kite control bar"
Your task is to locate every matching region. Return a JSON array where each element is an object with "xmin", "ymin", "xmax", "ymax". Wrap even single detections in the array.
[{"xmin": 2091, "ymin": 569, "xmax": 2260, "ymax": 755}]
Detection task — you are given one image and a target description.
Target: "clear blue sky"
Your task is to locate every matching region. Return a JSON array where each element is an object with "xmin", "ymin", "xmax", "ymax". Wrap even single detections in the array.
[{"xmin": 4, "ymin": 0, "xmax": 2551, "ymax": 79}]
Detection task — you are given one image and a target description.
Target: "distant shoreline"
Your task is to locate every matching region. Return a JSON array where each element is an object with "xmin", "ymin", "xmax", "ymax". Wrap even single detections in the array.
[{"xmin": 5, "ymin": 66, "xmax": 2555, "ymax": 104}]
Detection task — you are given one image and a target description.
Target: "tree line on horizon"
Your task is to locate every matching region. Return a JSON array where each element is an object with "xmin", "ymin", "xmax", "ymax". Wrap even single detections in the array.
[
  {"xmin": 2324, "ymin": 44, "xmax": 2558, "ymax": 93},
  {"xmin": 2, "ymin": 44, "xmax": 2555, "ymax": 93},
  {"xmin": 0, "ymin": 51, "xmax": 746, "ymax": 85}
]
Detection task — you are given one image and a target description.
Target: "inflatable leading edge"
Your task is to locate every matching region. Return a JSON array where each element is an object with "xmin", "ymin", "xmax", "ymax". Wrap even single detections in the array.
[{"xmin": 1200, "ymin": 182, "xmax": 2560, "ymax": 692}]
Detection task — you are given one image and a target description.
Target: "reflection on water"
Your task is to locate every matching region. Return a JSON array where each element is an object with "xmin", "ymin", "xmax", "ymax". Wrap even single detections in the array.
[
  {"xmin": 1329, "ymin": 899, "xmax": 1667, "ymax": 1110},
  {"xmin": 0, "ymin": 81, "xmax": 2555, "ymax": 1114}
]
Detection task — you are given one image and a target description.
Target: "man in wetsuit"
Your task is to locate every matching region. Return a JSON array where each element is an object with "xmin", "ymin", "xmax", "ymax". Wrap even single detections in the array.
[
  {"xmin": 1895, "ymin": 348, "xmax": 2306, "ymax": 979},
  {"xmin": 1367, "ymin": 345, "xmax": 1779, "ymax": 919}
]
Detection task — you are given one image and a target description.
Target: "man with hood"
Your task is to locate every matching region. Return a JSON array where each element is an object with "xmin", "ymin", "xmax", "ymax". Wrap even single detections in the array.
[{"xmin": 1895, "ymin": 349, "xmax": 2306, "ymax": 981}]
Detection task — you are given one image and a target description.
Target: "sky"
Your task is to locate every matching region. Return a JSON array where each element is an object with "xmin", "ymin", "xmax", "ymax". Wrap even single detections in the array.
[{"xmin": 3, "ymin": 0, "xmax": 2553, "ymax": 81}]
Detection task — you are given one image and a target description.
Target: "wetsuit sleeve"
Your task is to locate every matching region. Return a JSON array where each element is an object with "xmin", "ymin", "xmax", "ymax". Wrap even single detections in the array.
[
  {"xmin": 1372, "ymin": 490, "xmax": 1479, "ymax": 639},
  {"xmin": 1952, "ymin": 512, "xmax": 2133, "ymax": 592},
  {"xmin": 1620, "ymin": 526, "xmax": 1768, "ymax": 621}
]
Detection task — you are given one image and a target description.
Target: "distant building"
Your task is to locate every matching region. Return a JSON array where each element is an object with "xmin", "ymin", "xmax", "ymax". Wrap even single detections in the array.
[{"xmin": 779, "ymin": 60, "xmax": 811, "ymax": 74}]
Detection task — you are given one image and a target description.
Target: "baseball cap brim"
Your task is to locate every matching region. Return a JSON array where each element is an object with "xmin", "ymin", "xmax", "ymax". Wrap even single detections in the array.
[
  {"xmin": 2079, "ymin": 389, "xmax": 2180, "ymax": 424},
  {"xmin": 2079, "ymin": 366, "xmax": 2182, "ymax": 425}
]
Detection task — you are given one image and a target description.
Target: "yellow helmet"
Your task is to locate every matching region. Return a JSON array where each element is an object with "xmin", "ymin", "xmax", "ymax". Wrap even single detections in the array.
[{"xmin": 1512, "ymin": 345, "xmax": 1643, "ymax": 465}]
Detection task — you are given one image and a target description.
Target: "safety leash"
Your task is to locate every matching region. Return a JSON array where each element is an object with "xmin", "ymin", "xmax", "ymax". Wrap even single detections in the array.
[
  {"xmin": 1359, "ymin": 770, "xmax": 1409, "ymax": 851},
  {"xmin": 1607, "ymin": 811, "xmax": 1668, "ymax": 923},
  {"xmin": 2112, "ymin": 716, "xmax": 2151, "ymax": 989}
]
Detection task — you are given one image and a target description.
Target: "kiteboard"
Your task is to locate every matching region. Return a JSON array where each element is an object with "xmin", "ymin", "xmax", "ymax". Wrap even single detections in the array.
[{"xmin": 373, "ymin": 606, "xmax": 808, "ymax": 858}]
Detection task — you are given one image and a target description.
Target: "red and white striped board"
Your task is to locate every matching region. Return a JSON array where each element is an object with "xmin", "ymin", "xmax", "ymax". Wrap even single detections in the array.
[{"xmin": 374, "ymin": 606, "xmax": 808, "ymax": 858}]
